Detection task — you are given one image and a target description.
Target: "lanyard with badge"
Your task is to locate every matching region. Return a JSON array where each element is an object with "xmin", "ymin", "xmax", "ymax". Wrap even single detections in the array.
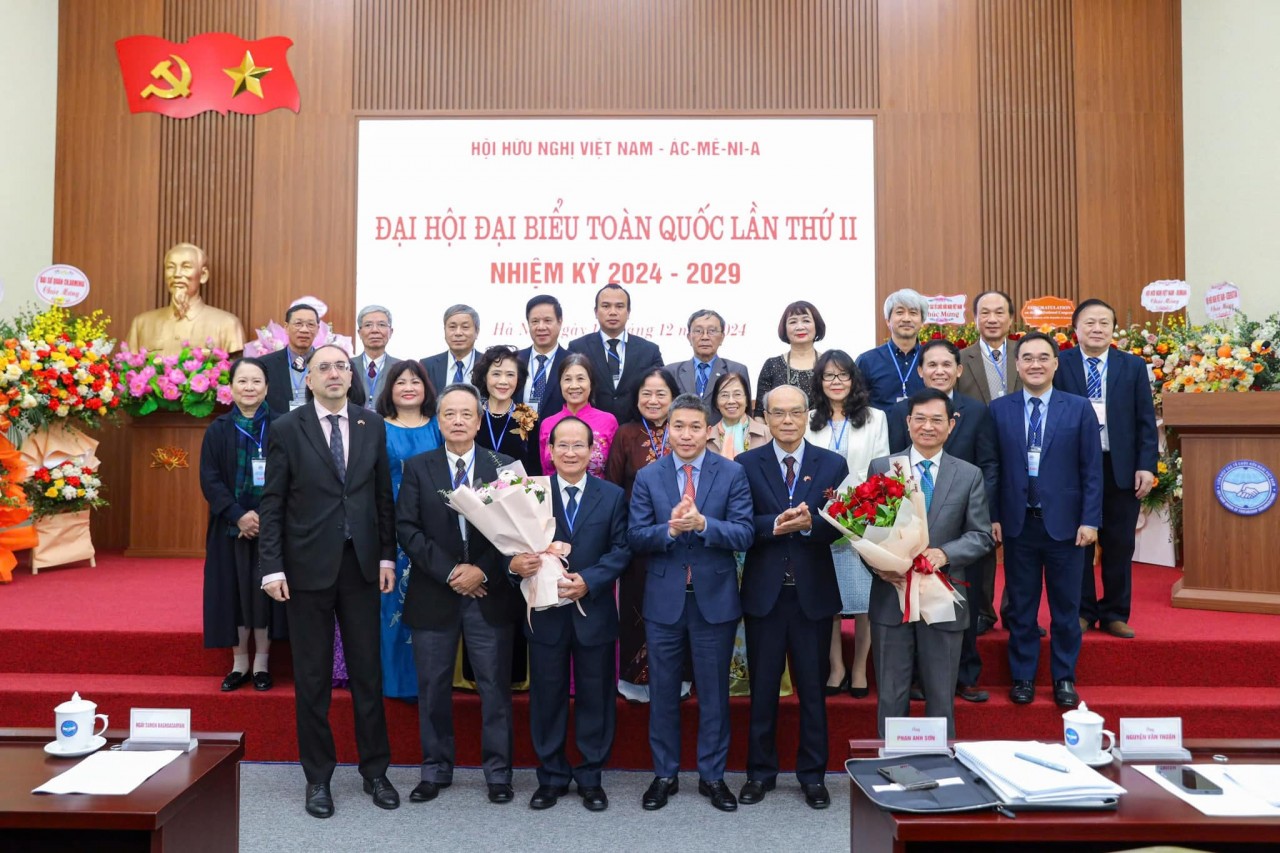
[
  {"xmin": 887, "ymin": 343, "xmax": 919, "ymax": 401},
  {"xmin": 235, "ymin": 419, "xmax": 268, "ymax": 486},
  {"xmin": 289, "ymin": 358, "xmax": 307, "ymax": 409},
  {"xmin": 563, "ymin": 485, "xmax": 582, "ymax": 534},
  {"xmin": 1086, "ymin": 357, "xmax": 1109, "ymax": 431},
  {"xmin": 485, "ymin": 405, "xmax": 514, "ymax": 450},
  {"xmin": 642, "ymin": 419, "xmax": 668, "ymax": 458},
  {"xmin": 1027, "ymin": 402, "xmax": 1042, "ymax": 478}
]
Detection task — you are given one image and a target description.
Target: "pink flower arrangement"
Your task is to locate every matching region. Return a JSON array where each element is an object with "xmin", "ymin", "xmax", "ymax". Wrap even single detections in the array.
[
  {"xmin": 112, "ymin": 339, "xmax": 233, "ymax": 418},
  {"xmin": 243, "ymin": 295, "xmax": 354, "ymax": 358}
]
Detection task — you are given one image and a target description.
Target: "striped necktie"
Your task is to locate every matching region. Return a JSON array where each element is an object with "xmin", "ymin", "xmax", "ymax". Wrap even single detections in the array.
[
  {"xmin": 918, "ymin": 459, "xmax": 934, "ymax": 512},
  {"xmin": 1086, "ymin": 357, "xmax": 1103, "ymax": 399}
]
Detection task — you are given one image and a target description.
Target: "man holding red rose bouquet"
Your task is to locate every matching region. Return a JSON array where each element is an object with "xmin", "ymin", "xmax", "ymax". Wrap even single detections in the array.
[{"xmin": 864, "ymin": 389, "xmax": 995, "ymax": 737}]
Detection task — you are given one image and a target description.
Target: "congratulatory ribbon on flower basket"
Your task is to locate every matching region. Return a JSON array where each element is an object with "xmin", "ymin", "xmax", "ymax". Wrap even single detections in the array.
[
  {"xmin": 443, "ymin": 460, "xmax": 585, "ymax": 628},
  {"xmin": 819, "ymin": 456, "xmax": 963, "ymax": 625}
]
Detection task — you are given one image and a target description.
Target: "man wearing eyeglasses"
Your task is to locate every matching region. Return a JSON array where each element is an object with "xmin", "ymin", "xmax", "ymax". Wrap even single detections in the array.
[
  {"xmin": 509, "ymin": 416, "xmax": 631, "ymax": 812},
  {"xmin": 263, "ymin": 303, "xmax": 324, "ymax": 414},
  {"xmin": 989, "ymin": 332, "xmax": 1102, "ymax": 710},
  {"xmin": 664, "ymin": 309, "xmax": 751, "ymax": 424},
  {"xmin": 867, "ymin": 388, "xmax": 994, "ymax": 738},
  {"xmin": 351, "ymin": 305, "xmax": 401, "ymax": 408},
  {"xmin": 259, "ymin": 345, "xmax": 399, "ymax": 818}
]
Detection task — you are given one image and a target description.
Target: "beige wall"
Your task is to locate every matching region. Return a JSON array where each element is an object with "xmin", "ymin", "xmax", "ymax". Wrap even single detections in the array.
[
  {"xmin": 1183, "ymin": 0, "xmax": 1280, "ymax": 322},
  {"xmin": 0, "ymin": 0, "xmax": 58, "ymax": 319}
]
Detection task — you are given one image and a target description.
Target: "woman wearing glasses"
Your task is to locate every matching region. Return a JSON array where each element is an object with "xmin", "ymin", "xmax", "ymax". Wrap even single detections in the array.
[
  {"xmin": 605, "ymin": 367, "xmax": 681, "ymax": 703},
  {"xmin": 806, "ymin": 351, "xmax": 888, "ymax": 698}
]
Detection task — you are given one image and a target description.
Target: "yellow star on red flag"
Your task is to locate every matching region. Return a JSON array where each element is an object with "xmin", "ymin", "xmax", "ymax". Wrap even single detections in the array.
[{"xmin": 223, "ymin": 51, "xmax": 272, "ymax": 98}]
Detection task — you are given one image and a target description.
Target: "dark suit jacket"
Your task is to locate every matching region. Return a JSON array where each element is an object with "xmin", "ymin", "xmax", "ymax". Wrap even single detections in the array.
[
  {"xmin": 517, "ymin": 345, "xmax": 568, "ymax": 421},
  {"xmin": 567, "ymin": 332, "xmax": 664, "ymax": 424},
  {"xmin": 989, "ymin": 390, "xmax": 1103, "ymax": 541},
  {"xmin": 956, "ymin": 339, "xmax": 1023, "ymax": 404},
  {"xmin": 887, "ymin": 391, "xmax": 999, "ymax": 504},
  {"xmin": 520, "ymin": 474, "xmax": 630, "ymax": 647},
  {"xmin": 351, "ymin": 352, "xmax": 402, "ymax": 407},
  {"xmin": 866, "ymin": 453, "xmax": 994, "ymax": 631},
  {"xmin": 663, "ymin": 356, "xmax": 751, "ymax": 423},
  {"xmin": 628, "ymin": 451, "xmax": 753, "ymax": 625},
  {"xmin": 396, "ymin": 445, "xmax": 519, "ymax": 628},
  {"xmin": 258, "ymin": 403, "xmax": 396, "ymax": 589},
  {"xmin": 421, "ymin": 348, "xmax": 482, "ymax": 394},
  {"xmin": 261, "ymin": 347, "xmax": 366, "ymax": 414},
  {"xmin": 737, "ymin": 441, "xmax": 848, "ymax": 621},
  {"xmin": 1053, "ymin": 348, "xmax": 1159, "ymax": 487}
]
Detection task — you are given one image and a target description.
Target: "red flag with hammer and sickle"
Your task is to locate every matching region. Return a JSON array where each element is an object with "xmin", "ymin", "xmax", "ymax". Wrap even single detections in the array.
[{"xmin": 115, "ymin": 33, "xmax": 300, "ymax": 118}]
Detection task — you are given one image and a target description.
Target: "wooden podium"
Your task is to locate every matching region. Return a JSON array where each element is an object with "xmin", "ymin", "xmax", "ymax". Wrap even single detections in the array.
[
  {"xmin": 1164, "ymin": 393, "xmax": 1280, "ymax": 614},
  {"xmin": 125, "ymin": 412, "xmax": 213, "ymax": 558}
]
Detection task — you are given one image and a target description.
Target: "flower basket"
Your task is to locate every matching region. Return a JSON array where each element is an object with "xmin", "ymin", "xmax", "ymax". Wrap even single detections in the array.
[{"xmin": 32, "ymin": 509, "xmax": 94, "ymax": 572}]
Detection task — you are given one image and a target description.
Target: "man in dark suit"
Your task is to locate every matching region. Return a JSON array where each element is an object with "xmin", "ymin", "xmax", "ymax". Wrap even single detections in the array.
[
  {"xmin": 888, "ymin": 338, "xmax": 999, "ymax": 701},
  {"xmin": 663, "ymin": 309, "xmax": 751, "ymax": 424},
  {"xmin": 990, "ymin": 332, "xmax": 1102, "ymax": 709},
  {"xmin": 1055, "ymin": 299, "xmax": 1158, "ymax": 639},
  {"xmin": 421, "ymin": 304, "xmax": 483, "ymax": 393},
  {"xmin": 628, "ymin": 394, "xmax": 753, "ymax": 813},
  {"xmin": 956, "ymin": 291, "xmax": 1023, "ymax": 405},
  {"xmin": 350, "ymin": 304, "xmax": 401, "ymax": 407},
  {"xmin": 869, "ymin": 388, "xmax": 995, "ymax": 737},
  {"xmin": 517, "ymin": 295, "xmax": 568, "ymax": 472},
  {"xmin": 509, "ymin": 416, "xmax": 630, "ymax": 812},
  {"xmin": 262, "ymin": 303, "xmax": 321, "ymax": 415},
  {"xmin": 259, "ymin": 344, "xmax": 399, "ymax": 818},
  {"xmin": 567, "ymin": 284, "xmax": 664, "ymax": 424},
  {"xmin": 395, "ymin": 383, "xmax": 520, "ymax": 805},
  {"xmin": 737, "ymin": 385, "xmax": 848, "ymax": 809}
]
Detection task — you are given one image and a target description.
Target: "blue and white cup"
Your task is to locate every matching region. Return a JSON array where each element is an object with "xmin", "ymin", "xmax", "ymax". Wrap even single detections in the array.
[
  {"xmin": 1062, "ymin": 702, "xmax": 1114, "ymax": 762},
  {"xmin": 54, "ymin": 692, "xmax": 108, "ymax": 751}
]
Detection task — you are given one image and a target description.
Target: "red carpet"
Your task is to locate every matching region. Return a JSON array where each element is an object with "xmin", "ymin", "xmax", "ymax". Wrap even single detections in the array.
[{"xmin": 1, "ymin": 553, "xmax": 1277, "ymax": 770}]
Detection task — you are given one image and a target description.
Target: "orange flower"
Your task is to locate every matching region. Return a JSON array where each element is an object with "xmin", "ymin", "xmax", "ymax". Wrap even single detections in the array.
[
  {"xmin": 1217, "ymin": 344, "xmax": 1233, "ymax": 358},
  {"xmin": 1156, "ymin": 343, "xmax": 1168, "ymax": 354},
  {"xmin": 1255, "ymin": 363, "xmax": 1265, "ymax": 373},
  {"xmin": 1153, "ymin": 369, "xmax": 1164, "ymax": 380}
]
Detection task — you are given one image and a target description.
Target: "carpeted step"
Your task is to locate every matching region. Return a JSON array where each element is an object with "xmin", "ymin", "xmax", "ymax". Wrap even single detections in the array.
[{"xmin": 4, "ymin": 673, "xmax": 1277, "ymax": 770}]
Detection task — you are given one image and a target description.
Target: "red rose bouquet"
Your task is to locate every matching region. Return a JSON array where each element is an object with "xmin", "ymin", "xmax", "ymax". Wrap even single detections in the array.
[{"xmin": 821, "ymin": 456, "xmax": 962, "ymax": 624}]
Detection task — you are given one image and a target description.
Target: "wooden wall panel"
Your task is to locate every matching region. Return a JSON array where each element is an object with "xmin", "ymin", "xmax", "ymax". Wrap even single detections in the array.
[
  {"xmin": 977, "ymin": 0, "xmax": 1078, "ymax": 313},
  {"xmin": 353, "ymin": 0, "xmax": 880, "ymax": 111},
  {"xmin": 54, "ymin": 0, "xmax": 165, "ymax": 549},
  {"xmin": 1073, "ymin": 0, "xmax": 1184, "ymax": 326},
  {"xmin": 875, "ymin": 0, "xmax": 983, "ymax": 313},
  {"xmin": 156, "ymin": 0, "xmax": 257, "ymax": 323},
  {"xmin": 250, "ymin": 0, "xmax": 357, "ymax": 337}
]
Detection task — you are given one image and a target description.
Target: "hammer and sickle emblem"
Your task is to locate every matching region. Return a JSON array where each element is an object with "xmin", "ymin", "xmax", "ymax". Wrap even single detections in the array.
[{"xmin": 140, "ymin": 54, "xmax": 193, "ymax": 99}]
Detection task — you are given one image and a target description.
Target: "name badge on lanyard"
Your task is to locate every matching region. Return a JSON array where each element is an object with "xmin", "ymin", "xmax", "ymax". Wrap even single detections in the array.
[
  {"xmin": 1090, "ymin": 399, "xmax": 1107, "ymax": 429},
  {"xmin": 251, "ymin": 456, "xmax": 267, "ymax": 487},
  {"xmin": 1027, "ymin": 450, "xmax": 1041, "ymax": 478}
]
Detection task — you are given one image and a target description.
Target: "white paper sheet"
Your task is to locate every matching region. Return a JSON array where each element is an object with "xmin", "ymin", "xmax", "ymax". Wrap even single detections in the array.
[
  {"xmin": 33, "ymin": 749, "xmax": 182, "ymax": 795},
  {"xmin": 1135, "ymin": 764, "xmax": 1280, "ymax": 817}
]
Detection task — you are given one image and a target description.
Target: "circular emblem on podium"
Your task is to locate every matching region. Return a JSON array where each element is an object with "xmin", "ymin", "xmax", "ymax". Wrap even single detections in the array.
[{"xmin": 1214, "ymin": 460, "xmax": 1277, "ymax": 516}]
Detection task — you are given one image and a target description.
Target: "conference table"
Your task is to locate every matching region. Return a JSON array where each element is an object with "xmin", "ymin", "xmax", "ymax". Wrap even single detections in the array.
[
  {"xmin": 848, "ymin": 738, "xmax": 1280, "ymax": 853},
  {"xmin": 0, "ymin": 728, "xmax": 243, "ymax": 853}
]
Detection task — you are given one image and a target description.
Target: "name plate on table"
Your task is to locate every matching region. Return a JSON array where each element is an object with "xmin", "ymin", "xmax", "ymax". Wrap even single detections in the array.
[
  {"xmin": 881, "ymin": 717, "xmax": 951, "ymax": 757},
  {"xmin": 1113, "ymin": 717, "xmax": 1190, "ymax": 762},
  {"xmin": 122, "ymin": 708, "xmax": 198, "ymax": 753}
]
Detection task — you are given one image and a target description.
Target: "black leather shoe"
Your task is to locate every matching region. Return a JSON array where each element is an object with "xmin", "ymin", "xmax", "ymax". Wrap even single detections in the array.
[
  {"xmin": 221, "ymin": 670, "xmax": 249, "ymax": 692},
  {"xmin": 1053, "ymin": 679, "xmax": 1080, "ymax": 709},
  {"xmin": 529, "ymin": 784, "xmax": 568, "ymax": 810},
  {"xmin": 824, "ymin": 671, "xmax": 850, "ymax": 696},
  {"xmin": 409, "ymin": 780, "xmax": 445, "ymax": 802},
  {"xmin": 362, "ymin": 776, "xmax": 400, "ymax": 810},
  {"xmin": 578, "ymin": 785, "xmax": 608, "ymax": 811},
  {"xmin": 849, "ymin": 685, "xmax": 870, "ymax": 699},
  {"xmin": 252, "ymin": 671, "xmax": 273, "ymax": 691},
  {"xmin": 738, "ymin": 777, "xmax": 775, "ymax": 804},
  {"xmin": 698, "ymin": 778, "xmax": 738, "ymax": 812},
  {"xmin": 304, "ymin": 782, "xmax": 333, "ymax": 818},
  {"xmin": 802, "ymin": 782, "xmax": 831, "ymax": 809},
  {"xmin": 976, "ymin": 616, "xmax": 995, "ymax": 636},
  {"xmin": 956, "ymin": 684, "xmax": 989, "ymax": 703},
  {"xmin": 1010, "ymin": 680, "xmax": 1035, "ymax": 704},
  {"xmin": 488, "ymin": 783, "xmax": 514, "ymax": 804},
  {"xmin": 909, "ymin": 683, "xmax": 925, "ymax": 701},
  {"xmin": 642, "ymin": 776, "xmax": 678, "ymax": 810}
]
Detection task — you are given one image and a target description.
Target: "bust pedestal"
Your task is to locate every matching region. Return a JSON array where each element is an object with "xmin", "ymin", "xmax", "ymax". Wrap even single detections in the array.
[{"xmin": 125, "ymin": 413, "xmax": 214, "ymax": 558}]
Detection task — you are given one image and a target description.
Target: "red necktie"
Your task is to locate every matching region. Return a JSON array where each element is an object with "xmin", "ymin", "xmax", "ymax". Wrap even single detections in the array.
[{"xmin": 682, "ymin": 463, "xmax": 695, "ymax": 586}]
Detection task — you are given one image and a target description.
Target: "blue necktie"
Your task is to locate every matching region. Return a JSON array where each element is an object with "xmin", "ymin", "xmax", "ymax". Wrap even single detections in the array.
[
  {"xmin": 696, "ymin": 362, "xmax": 711, "ymax": 396},
  {"xmin": 918, "ymin": 460, "xmax": 934, "ymax": 512},
  {"xmin": 1086, "ymin": 356, "xmax": 1103, "ymax": 399},
  {"xmin": 1027, "ymin": 397, "xmax": 1043, "ymax": 508},
  {"xmin": 531, "ymin": 354, "xmax": 548, "ymax": 405},
  {"xmin": 453, "ymin": 359, "xmax": 465, "ymax": 384},
  {"xmin": 564, "ymin": 485, "xmax": 580, "ymax": 533},
  {"xmin": 606, "ymin": 339, "xmax": 622, "ymax": 384}
]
